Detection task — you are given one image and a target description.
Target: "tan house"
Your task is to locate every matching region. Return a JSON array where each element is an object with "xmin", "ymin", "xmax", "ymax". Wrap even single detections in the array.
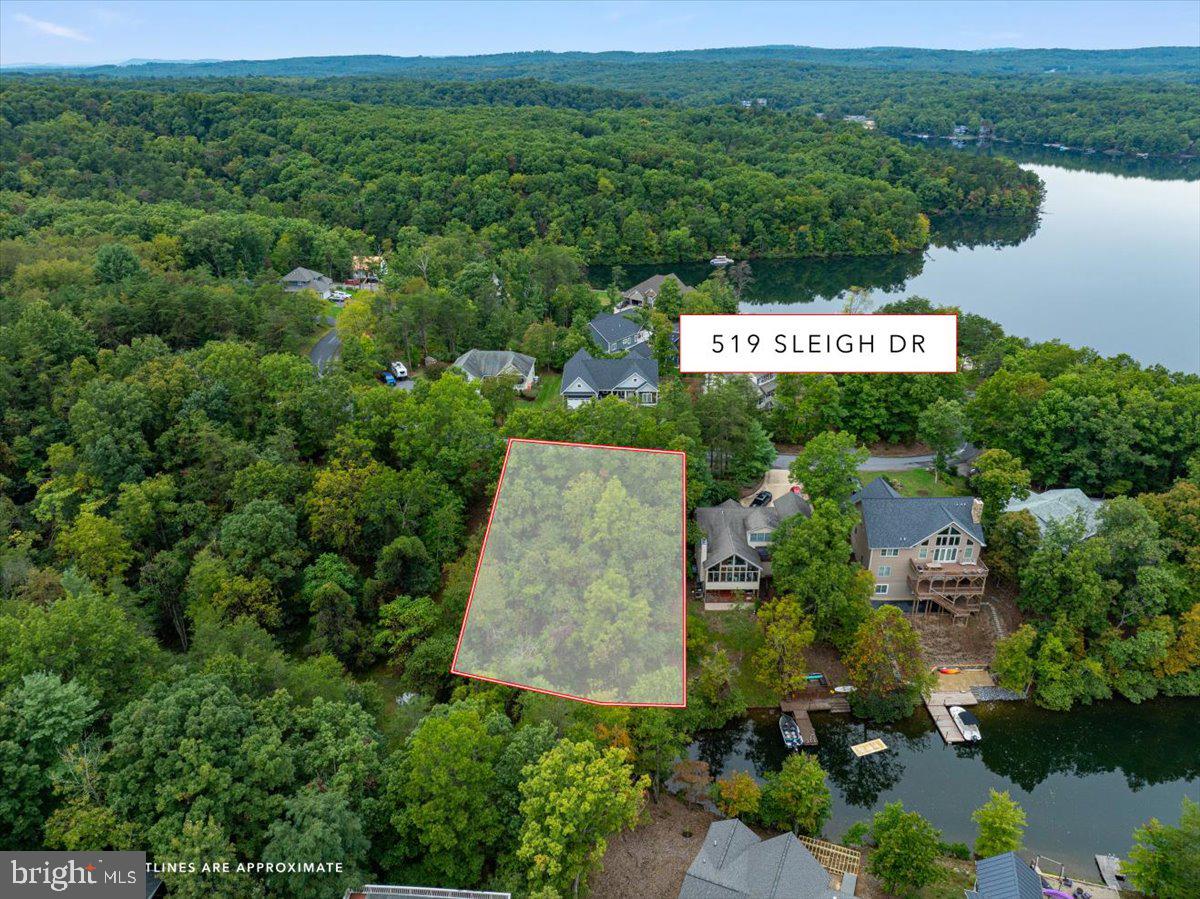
[
  {"xmin": 694, "ymin": 493, "xmax": 811, "ymax": 609},
  {"xmin": 851, "ymin": 477, "xmax": 988, "ymax": 622}
]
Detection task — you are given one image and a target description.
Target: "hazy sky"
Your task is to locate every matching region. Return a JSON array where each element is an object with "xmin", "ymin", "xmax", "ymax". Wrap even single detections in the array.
[{"xmin": 2, "ymin": 0, "xmax": 1198, "ymax": 67}]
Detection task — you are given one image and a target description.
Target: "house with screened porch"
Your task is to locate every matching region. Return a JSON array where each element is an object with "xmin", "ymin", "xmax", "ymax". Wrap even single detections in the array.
[{"xmin": 851, "ymin": 477, "xmax": 988, "ymax": 623}]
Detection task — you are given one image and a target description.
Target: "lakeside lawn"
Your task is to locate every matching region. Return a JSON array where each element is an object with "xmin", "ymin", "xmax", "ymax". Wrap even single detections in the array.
[{"xmin": 872, "ymin": 468, "xmax": 969, "ymax": 498}]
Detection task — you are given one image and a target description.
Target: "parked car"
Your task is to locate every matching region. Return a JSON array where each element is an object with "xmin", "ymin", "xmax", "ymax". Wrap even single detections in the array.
[
  {"xmin": 377, "ymin": 370, "xmax": 397, "ymax": 386},
  {"xmin": 750, "ymin": 490, "xmax": 772, "ymax": 507},
  {"xmin": 390, "ymin": 361, "xmax": 409, "ymax": 379}
]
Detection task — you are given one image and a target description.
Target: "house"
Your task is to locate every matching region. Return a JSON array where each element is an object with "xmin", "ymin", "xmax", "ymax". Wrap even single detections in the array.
[
  {"xmin": 851, "ymin": 477, "xmax": 988, "ymax": 621},
  {"xmin": 679, "ymin": 820, "xmax": 854, "ymax": 899},
  {"xmin": 588, "ymin": 311, "xmax": 650, "ymax": 353},
  {"xmin": 1005, "ymin": 488, "xmax": 1105, "ymax": 539},
  {"xmin": 842, "ymin": 114, "xmax": 876, "ymax": 130},
  {"xmin": 965, "ymin": 852, "xmax": 1043, "ymax": 899},
  {"xmin": 280, "ymin": 266, "xmax": 333, "ymax": 295},
  {"xmin": 618, "ymin": 273, "xmax": 694, "ymax": 310},
  {"xmin": 561, "ymin": 349, "xmax": 658, "ymax": 408},
  {"xmin": 351, "ymin": 254, "xmax": 386, "ymax": 281},
  {"xmin": 451, "ymin": 349, "xmax": 538, "ymax": 391},
  {"xmin": 695, "ymin": 493, "xmax": 812, "ymax": 608}
]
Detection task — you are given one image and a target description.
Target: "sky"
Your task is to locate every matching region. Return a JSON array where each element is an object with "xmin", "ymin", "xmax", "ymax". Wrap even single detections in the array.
[{"xmin": 1, "ymin": 0, "xmax": 1198, "ymax": 67}]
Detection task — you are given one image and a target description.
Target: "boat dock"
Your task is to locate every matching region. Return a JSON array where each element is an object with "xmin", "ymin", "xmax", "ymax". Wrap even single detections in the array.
[
  {"xmin": 924, "ymin": 690, "xmax": 978, "ymax": 744},
  {"xmin": 779, "ymin": 689, "xmax": 852, "ymax": 748},
  {"xmin": 1094, "ymin": 855, "xmax": 1127, "ymax": 891}
]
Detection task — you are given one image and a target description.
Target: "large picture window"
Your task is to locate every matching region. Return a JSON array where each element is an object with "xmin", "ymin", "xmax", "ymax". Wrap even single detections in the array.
[{"xmin": 934, "ymin": 527, "xmax": 961, "ymax": 562}]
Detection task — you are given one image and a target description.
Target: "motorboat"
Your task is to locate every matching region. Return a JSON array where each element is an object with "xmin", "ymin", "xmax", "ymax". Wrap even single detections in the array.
[
  {"xmin": 949, "ymin": 705, "xmax": 981, "ymax": 742},
  {"xmin": 710, "ymin": 254, "xmax": 734, "ymax": 266},
  {"xmin": 778, "ymin": 713, "xmax": 804, "ymax": 750}
]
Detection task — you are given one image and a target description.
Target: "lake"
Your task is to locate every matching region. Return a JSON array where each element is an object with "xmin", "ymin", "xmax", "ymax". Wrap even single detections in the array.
[
  {"xmin": 688, "ymin": 699, "xmax": 1200, "ymax": 879},
  {"xmin": 590, "ymin": 154, "xmax": 1200, "ymax": 373}
]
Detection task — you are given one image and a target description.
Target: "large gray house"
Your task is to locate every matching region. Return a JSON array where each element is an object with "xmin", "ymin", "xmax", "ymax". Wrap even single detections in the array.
[
  {"xmin": 280, "ymin": 266, "xmax": 332, "ymax": 295},
  {"xmin": 1005, "ymin": 487, "xmax": 1105, "ymax": 538},
  {"xmin": 851, "ymin": 477, "xmax": 988, "ymax": 620},
  {"xmin": 618, "ymin": 272, "xmax": 693, "ymax": 310},
  {"xmin": 679, "ymin": 820, "xmax": 853, "ymax": 899},
  {"xmin": 695, "ymin": 492, "xmax": 811, "ymax": 608},
  {"xmin": 587, "ymin": 312, "xmax": 649, "ymax": 354},
  {"xmin": 560, "ymin": 349, "xmax": 658, "ymax": 409},
  {"xmin": 451, "ymin": 349, "xmax": 537, "ymax": 391}
]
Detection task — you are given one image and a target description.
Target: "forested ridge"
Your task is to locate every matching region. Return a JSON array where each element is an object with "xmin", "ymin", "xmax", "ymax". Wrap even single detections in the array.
[
  {"xmin": 9, "ymin": 43, "xmax": 1198, "ymax": 154},
  {"xmin": 1, "ymin": 61, "xmax": 1198, "ymax": 899},
  {"xmin": 0, "ymin": 80, "xmax": 1042, "ymax": 263}
]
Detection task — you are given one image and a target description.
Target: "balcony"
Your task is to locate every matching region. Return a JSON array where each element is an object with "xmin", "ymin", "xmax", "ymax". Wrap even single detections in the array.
[{"xmin": 908, "ymin": 558, "xmax": 988, "ymax": 621}]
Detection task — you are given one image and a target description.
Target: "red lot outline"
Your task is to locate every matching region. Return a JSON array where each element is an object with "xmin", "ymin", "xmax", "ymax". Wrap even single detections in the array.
[
  {"xmin": 677, "ymin": 312, "xmax": 960, "ymax": 375},
  {"xmin": 450, "ymin": 437, "xmax": 689, "ymax": 707}
]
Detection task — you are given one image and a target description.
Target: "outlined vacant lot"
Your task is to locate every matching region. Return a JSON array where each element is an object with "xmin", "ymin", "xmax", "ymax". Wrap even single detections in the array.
[{"xmin": 452, "ymin": 438, "xmax": 686, "ymax": 705}]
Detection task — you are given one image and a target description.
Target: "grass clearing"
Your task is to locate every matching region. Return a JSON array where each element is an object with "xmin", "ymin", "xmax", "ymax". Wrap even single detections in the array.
[
  {"xmin": 532, "ymin": 373, "xmax": 562, "ymax": 407},
  {"xmin": 871, "ymin": 468, "xmax": 968, "ymax": 498}
]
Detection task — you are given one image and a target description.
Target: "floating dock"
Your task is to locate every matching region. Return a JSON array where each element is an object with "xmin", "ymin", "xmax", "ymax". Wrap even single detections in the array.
[
  {"xmin": 1094, "ymin": 855, "xmax": 1127, "ymax": 891},
  {"xmin": 777, "ymin": 687, "xmax": 854, "ymax": 749},
  {"xmin": 924, "ymin": 690, "xmax": 978, "ymax": 744}
]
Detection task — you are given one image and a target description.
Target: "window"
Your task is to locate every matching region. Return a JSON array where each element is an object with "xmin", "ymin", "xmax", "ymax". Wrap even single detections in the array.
[
  {"xmin": 709, "ymin": 556, "xmax": 758, "ymax": 585},
  {"xmin": 748, "ymin": 532, "xmax": 772, "ymax": 544},
  {"xmin": 918, "ymin": 547, "xmax": 928, "ymax": 559},
  {"xmin": 964, "ymin": 545, "xmax": 975, "ymax": 561},
  {"xmin": 880, "ymin": 548, "xmax": 900, "ymax": 557},
  {"xmin": 874, "ymin": 584, "xmax": 889, "ymax": 595},
  {"xmin": 934, "ymin": 527, "xmax": 961, "ymax": 562},
  {"xmin": 877, "ymin": 565, "xmax": 892, "ymax": 577}
]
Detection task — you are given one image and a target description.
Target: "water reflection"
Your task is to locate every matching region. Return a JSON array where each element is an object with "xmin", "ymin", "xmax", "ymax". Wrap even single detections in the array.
[{"xmin": 687, "ymin": 699, "xmax": 1199, "ymax": 874}]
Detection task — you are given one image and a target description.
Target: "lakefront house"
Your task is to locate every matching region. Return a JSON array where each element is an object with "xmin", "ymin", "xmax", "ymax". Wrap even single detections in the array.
[
  {"xmin": 694, "ymin": 492, "xmax": 811, "ymax": 609},
  {"xmin": 851, "ymin": 477, "xmax": 988, "ymax": 622}
]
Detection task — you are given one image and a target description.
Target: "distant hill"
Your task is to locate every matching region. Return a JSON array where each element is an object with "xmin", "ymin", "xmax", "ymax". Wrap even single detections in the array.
[{"xmin": 4, "ymin": 45, "xmax": 1197, "ymax": 81}]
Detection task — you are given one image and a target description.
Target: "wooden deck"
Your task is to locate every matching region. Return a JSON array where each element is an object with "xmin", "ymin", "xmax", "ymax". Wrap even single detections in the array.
[{"xmin": 924, "ymin": 690, "xmax": 978, "ymax": 744}]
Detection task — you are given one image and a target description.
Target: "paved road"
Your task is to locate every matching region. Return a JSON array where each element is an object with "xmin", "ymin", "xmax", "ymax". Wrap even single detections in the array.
[
  {"xmin": 309, "ymin": 322, "xmax": 341, "ymax": 375},
  {"xmin": 773, "ymin": 451, "xmax": 935, "ymax": 471}
]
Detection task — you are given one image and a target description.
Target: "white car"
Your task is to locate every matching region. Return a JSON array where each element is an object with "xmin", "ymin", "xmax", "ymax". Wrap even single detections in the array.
[{"xmin": 390, "ymin": 361, "xmax": 409, "ymax": 379}]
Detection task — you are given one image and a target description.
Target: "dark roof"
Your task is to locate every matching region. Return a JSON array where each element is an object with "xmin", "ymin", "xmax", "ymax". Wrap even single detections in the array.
[
  {"xmin": 773, "ymin": 492, "xmax": 813, "ymax": 520},
  {"xmin": 679, "ymin": 820, "xmax": 844, "ymax": 899},
  {"xmin": 696, "ymin": 496, "xmax": 809, "ymax": 572},
  {"xmin": 854, "ymin": 477, "xmax": 986, "ymax": 548},
  {"xmin": 973, "ymin": 853, "xmax": 1043, "ymax": 899},
  {"xmin": 588, "ymin": 312, "xmax": 643, "ymax": 347},
  {"xmin": 452, "ymin": 349, "xmax": 535, "ymax": 381},
  {"xmin": 627, "ymin": 341, "xmax": 654, "ymax": 358},
  {"xmin": 561, "ymin": 348, "xmax": 658, "ymax": 395},
  {"xmin": 622, "ymin": 272, "xmax": 694, "ymax": 300}
]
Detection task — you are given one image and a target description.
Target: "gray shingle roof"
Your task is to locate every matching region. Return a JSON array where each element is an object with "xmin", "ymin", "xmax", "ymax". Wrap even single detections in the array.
[
  {"xmin": 1005, "ymin": 488, "xmax": 1104, "ymax": 538},
  {"xmin": 282, "ymin": 266, "xmax": 327, "ymax": 282},
  {"xmin": 561, "ymin": 349, "xmax": 658, "ymax": 395},
  {"xmin": 679, "ymin": 820, "xmax": 844, "ymax": 899},
  {"xmin": 452, "ymin": 349, "xmax": 535, "ymax": 382},
  {"xmin": 773, "ymin": 492, "xmax": 813, "ymax": 520},
  {"xmin": 972, "ymin": 852, "xmax": 1044, "ymax": 899},
  {"xmin": 622, "ymin": 272, "xmax": 694, "ymax": 301},
  {"xmin": 696, "ymin": 496, "xmax": 810, "ymax": 573},
  {"xmin": 588, "ymin": 312, "xmax": 644, "ymax": 347},
  {"xmin": 854, "ymin": 477, "xmax": 986, "ymax": 548},
  {"xmin": 627, "ymin": 341, "xmax": 654, "ymax": 358}
]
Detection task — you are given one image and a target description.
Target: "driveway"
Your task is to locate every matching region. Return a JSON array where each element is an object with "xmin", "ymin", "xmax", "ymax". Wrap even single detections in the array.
[{"xmin": 309, "ymin": 321, "xmax": 341, "ymax": 375}]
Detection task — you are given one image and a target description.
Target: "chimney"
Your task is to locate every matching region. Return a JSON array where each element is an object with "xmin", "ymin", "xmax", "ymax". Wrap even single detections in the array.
[
  {"xmin": 699, "ymin": 537, "xmax": 708, "ymax": 565},
  {"xmin": 971, "ymin": 498, "xmax": 983, "ymax": 524}
]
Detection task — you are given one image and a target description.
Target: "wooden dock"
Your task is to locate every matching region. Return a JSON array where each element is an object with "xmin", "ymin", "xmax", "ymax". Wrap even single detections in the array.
[
  {"xmin": 777, "ymin": 687, "xmax": 855, "ymax": 749},
  {"xmin": 924, "ymin": 691, "xmax": 978, "ymax": 744}
]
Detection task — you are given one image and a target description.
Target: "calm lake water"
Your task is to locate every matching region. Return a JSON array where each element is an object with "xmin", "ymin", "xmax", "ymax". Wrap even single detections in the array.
[
  {"xmin": 591, "ymin": 154, "xmax": 1200, "ymax": 372},
  {"xmin": 688, "ymin": 699, "xmax": 1200, "ymax": 879}
]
